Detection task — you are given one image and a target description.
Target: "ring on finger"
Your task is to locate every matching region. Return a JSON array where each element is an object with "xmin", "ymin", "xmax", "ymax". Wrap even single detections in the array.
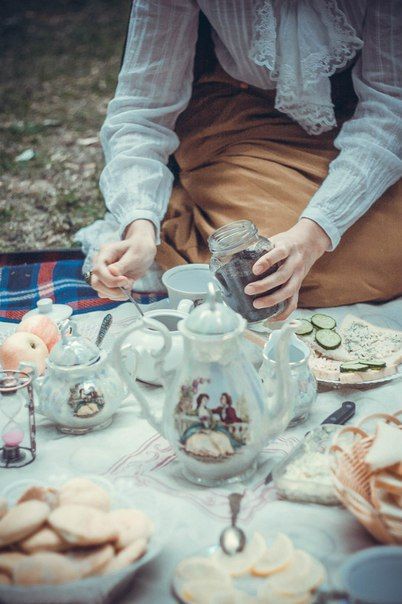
[{"xmin": 83, "ymin": 270, "xmax": 93, "ymax": 286}]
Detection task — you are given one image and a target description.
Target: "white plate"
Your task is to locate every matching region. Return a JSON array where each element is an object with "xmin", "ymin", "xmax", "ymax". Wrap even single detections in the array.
[
  {"xmin": 171, "ymin": 524, "xmax": 335, "ymax": 603},
  {"xmin": 0, "ymin": 476, "xmax": 169, "ymax": 604},
  {"xmin": 316, "ymin": 365, "xmax": 402, "ymax": 389}
]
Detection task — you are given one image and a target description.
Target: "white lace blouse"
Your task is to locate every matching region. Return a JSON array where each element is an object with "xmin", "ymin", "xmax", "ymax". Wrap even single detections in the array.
[{"xmin": 98, "ymin": 0, "xmax": 402, "ymax": 250}]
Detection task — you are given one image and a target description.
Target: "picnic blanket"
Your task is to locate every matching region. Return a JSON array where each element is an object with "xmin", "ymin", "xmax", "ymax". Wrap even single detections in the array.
[{"xmin": 0, "ymin": 259, "xmax": 166, "ymax": 323}]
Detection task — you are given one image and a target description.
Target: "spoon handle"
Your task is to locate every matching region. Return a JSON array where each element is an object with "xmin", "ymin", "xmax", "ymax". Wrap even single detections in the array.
[
  {"xmin": 229, "ymin": 492, "xmax": 244, "ymax": 527},
  {"xmin": 119, "ymin": 287, "xmax": 144, "ymax": 317},
  {"xmin": 95, "ymin": 314, "xmax": 113, "ymax": 348}
]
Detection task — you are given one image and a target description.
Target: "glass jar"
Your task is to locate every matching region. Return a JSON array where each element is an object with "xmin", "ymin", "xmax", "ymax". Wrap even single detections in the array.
[{"xmin": 208, "ymin": 220, "xmax": 285, "ymax": 324}]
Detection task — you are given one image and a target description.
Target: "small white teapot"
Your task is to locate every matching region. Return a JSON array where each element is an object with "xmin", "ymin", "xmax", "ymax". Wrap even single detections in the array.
[
  {"xmin": 123, "ymin": 300, "xmax": 193, "ymax": 386},
  {"xmin": 114, "ymin": 284, "xmax": 296, "ymax": 486},
  {"xmin": 30, "ymin": 323, "xmax": 126, "ymax": 434}
]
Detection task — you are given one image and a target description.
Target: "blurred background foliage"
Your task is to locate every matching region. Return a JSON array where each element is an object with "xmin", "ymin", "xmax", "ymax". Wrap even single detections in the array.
[{"xmin": 0, "ymin": 0, "xmax": 130, "ymax": 251}]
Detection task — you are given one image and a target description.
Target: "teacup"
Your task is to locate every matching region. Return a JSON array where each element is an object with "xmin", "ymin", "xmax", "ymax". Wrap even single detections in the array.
[
  {"xmin": 162, "ymin": 264, "xmax": 212, "ymax": 309},
  {"xmin": 317, "ymin": 546, "xmax": 402, "ymax": 604}
]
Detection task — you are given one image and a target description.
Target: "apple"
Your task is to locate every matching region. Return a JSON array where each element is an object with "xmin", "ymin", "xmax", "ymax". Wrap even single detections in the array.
[
  {"xmin": 0, "ymin": 332, "xmax": 49, "ymax": 375},
  {"xmin": 17, "ymin": 315, "xmax": 60, "ymax": 351}
]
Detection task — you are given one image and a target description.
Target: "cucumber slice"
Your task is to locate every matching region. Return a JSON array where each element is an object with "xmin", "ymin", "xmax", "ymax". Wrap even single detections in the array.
[
  {"xmin": 315, "ymin": 329, "xmax": 342, "ymax": 350},
  {"xmin": 340, "ymin": 361, "xmax": 370, "ymax": 373},
  {"xmin": 295, "ymin": 319, "xmax": 314, "ymax": 336},
  {"xmin": 311, "ymin": 313, "xmax": 337, "ymax": 330},
  {"xmin": 359, "ymin": 359, "xmax": 386, "ymax": 369}
]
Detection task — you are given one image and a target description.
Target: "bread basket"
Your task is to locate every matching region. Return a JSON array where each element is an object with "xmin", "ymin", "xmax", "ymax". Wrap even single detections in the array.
[{"xmin": 330, "ymin": 411, "xmax": 402, "ymax": 545}]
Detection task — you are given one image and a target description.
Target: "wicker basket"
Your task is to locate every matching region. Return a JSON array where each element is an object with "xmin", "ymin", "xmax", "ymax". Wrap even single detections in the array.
[{"xmin": 330, "ymin": 412, "xmax": 402, "ymax": 544}]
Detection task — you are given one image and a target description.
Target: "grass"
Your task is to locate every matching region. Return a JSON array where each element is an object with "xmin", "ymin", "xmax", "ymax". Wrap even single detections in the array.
[{"xmin": 0, "ymin": 0, "xmax": 130, "ymax": 251}]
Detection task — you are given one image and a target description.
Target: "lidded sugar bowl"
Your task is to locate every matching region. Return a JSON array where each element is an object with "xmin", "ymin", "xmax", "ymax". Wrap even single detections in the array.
[{"xmin": 31, "ymin": 323, "xmax": 126, "ymax": 434}]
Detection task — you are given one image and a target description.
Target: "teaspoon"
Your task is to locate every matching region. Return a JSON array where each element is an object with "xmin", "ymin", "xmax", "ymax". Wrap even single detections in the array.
[{"xmin": 219, "ymin": 492, "xmax": 246, "ymax": 555}]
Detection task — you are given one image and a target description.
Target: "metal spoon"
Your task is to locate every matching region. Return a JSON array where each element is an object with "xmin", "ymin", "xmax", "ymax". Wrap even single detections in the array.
[
  {"xmin": 219, "ymin": 492, "xmax": 246, "ymax": 555},
  {"xmin": 95, "ymin": 313, "xmax": 113, "ymax": 348},
  {"xmin": 119, "ymin": 287, "xmax": 144, "ymax": 317}
]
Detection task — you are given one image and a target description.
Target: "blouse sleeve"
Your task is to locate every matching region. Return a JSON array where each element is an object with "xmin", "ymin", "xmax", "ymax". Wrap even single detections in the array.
[
  {"xmin": 99, "ymin": 0, "xmax": 199, "ymax": 241},
  {"xmin": 300, "ymin": 0, "xmax": 402, "ymax": 250}
]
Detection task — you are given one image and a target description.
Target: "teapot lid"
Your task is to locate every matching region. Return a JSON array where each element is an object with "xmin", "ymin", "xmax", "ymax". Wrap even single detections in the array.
[
  {"xmin": 184, "ymin": 283, "xmax": 242, "ymax": 335},
  {"xmin": 49, "ymin": 321, "xmax": 100, "ymax": 367}
]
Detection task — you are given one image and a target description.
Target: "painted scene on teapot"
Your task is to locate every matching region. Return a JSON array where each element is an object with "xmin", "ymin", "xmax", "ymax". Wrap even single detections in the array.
[{"xmin": 174, "ymin": 376, "xmax": 250, "ymax": 462}]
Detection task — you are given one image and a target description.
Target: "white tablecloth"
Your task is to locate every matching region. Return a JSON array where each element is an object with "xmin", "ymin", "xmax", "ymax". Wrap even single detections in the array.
[{"xmin": 1, "ymin": 298, "xmax": 402, "ymax": 603}]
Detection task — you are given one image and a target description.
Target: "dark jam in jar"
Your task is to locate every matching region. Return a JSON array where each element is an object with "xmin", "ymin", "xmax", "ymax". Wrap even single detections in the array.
[
  {"xmin": 209, "ymin": 221, "xmax": 285, "ymax": 323},
  {"xmin": 215, "ymin": 248, "xmax": 282, "ymax": 323}
]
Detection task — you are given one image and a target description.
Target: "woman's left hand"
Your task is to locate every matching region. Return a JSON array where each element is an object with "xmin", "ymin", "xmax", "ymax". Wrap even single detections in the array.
[{"xmin": 244, "ymin": 218, "xmax": 331, "ymax": 321}]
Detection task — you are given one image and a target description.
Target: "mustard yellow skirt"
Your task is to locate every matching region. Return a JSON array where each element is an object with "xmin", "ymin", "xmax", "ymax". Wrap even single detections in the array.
[{"xmin": 156, "ymin": 64, "xmax": 402, "ymax": 308}]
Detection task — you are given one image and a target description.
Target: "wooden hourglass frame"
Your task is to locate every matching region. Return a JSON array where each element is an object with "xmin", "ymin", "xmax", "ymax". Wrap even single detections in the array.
[{"xmin": 0, "ymin": 370, "xmax": 36, "ymax": 468}]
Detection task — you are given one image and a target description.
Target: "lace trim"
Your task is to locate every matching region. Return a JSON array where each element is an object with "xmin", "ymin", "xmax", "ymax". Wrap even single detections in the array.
[
  {"xmin": 250, "ymin": 0, "xmax": 363, "ymax": 134},
  {"xmin": 250, "ymin": 0, "xmax": 277, "ymax": 75}
]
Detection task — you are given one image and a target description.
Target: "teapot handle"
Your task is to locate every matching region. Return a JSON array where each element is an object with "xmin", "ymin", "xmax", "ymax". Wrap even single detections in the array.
[{"xmin": 113, "ymin": 317, "xmax": 172, "ymax": 434}]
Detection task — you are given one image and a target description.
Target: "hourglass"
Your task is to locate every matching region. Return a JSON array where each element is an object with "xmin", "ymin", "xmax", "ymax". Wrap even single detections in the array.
[{"xmin": 0, "ymin": 370, "xmax": 36, "ymax": 468}]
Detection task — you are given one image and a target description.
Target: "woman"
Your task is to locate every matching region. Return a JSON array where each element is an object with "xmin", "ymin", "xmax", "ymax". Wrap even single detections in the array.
[
  {"xmin": 195, "ymin": 393, "xmax": 211, "ymax": 428},
  {"xmin": 84, "ymin": 1, "xmax": 402, "ymax": 319}
]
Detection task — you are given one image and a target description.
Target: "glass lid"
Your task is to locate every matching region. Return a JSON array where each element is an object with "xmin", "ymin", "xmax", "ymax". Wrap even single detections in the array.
[
  {"xmin": 185, "ymin": 283, "xmax": 242, "ymax": 335},
  {"xmin": 49, "ymin": 321, "xmax": 100, "ymax": 367}
]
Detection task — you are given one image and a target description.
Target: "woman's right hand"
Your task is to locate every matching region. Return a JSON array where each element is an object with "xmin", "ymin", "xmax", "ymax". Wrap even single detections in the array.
[{"xmin": 91, "ymin": 220, "xmax": 157, "ymax": 300}]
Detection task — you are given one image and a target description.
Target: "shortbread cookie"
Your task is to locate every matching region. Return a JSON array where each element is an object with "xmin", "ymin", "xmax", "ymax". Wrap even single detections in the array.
[
  {"xmin": 20, "ymin": 526, "xmax": 68, "ymax": 553},
  {"xmin": 0, "ymin": 500, "xmax": 50, "ymax": 547},
  {"xmin": 0, "ymin": 498, "xmax": 7, "ymax": 520},
  {"xmin": 0, "ymin": 573, "xmax": 11, "ymax": 585},
  {"xmin": 18, "ymin": 486, "xmax": 59, "ymax": 510},
  {"xmin": 49, "ymin": 504, "xmax": 117, "ymax": 546},
  {"xmin": 102, "ymin": 538, "xmax": 147, "ymax": 574},
  {"xmin": 59, "ymin": 478, "xmax": 110, "ymax": 511},
  {"xmin": 13, "ymin": 552, "xmax": 80, "ymax": 585},
  {"xmin": 68, "ymin": 544, "xmax": 114, "ymax": 578},
  {"xmin": 109, "ymin": 509, "xmax": 154, "ymax": 550},
  {"xmin": 0, "ymin": 552, "xmax": 26, "ymax": 575}
]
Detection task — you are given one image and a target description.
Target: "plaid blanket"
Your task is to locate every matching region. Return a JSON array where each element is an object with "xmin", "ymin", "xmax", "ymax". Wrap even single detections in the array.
[{"xmin": 0, "ymin": 259, "xmax": 166, "ymax": 323}]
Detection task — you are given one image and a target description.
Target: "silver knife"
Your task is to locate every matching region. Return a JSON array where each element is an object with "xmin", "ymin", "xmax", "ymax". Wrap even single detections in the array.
[{"xmin": 264, "ymin": 401, "xmax": 356, "ymax": 485}]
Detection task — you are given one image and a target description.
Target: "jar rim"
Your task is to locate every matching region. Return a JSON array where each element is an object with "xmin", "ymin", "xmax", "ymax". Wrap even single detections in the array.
[{"xmin": 208, "ymin": 220, "xmax": 258, "ymax": 253}]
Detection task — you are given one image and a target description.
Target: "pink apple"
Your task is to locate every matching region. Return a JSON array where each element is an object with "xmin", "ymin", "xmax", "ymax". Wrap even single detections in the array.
[
  {"xmin": 0, "ymin": 332, "xmax": 49, "ymax": 375},
  {"xmin": 17, "ymin": 315, "xmax": 60, "ymax": 351}
]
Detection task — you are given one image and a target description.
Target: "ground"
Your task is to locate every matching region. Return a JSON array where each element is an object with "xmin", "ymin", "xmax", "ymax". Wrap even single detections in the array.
[{"xmin": 0, "ymin": 0, "xmax": 130, "ymax": 252}]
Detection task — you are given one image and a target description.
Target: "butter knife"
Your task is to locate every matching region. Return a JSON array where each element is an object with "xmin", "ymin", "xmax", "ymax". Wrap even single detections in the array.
[
  {"xmin": 264, "ymin": 400, "xmax": 356, "ymax": 485},
  {"xmin": 95, "ymin": 313, "xmax": 113, "ymax": 348}
]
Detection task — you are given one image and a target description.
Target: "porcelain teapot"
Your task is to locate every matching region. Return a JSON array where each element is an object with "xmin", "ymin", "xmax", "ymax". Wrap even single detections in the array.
[
  {"xmin": 114, "ymin": 283, "xmax": 297, "ymax": 486},
  {"xmin": 28, "ymin": 322, "xmax": 126, "ymax": 434}
]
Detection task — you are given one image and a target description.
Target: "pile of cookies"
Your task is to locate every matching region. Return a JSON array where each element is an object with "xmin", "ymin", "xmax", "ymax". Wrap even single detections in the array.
[
  {"xmin": 0, "ymin": 478, "xmax": 154, "ymax": 586},
  {"xmin": 174, "ymin": 531, "xmax": 326, "ymax": 604}
]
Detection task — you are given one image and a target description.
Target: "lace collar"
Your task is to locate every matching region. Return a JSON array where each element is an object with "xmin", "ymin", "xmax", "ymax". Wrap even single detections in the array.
[{"xmin": 250, "ymin": 0, "xmax": 363, "ymax": 135}]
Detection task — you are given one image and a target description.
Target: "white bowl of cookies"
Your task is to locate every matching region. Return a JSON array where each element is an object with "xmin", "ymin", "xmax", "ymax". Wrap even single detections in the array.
[{"xmin": 0, "ymin": 476, "xmax": 166, "ymax": 603}]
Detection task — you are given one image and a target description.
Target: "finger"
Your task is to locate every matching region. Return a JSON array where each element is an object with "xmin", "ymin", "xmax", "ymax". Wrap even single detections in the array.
[
  {"xmin": 109, "ymin": 255, "xmax": 138, "ymax": 287},
  {"xmin": 253, "ymin": 274, "xmax": 301, "ymax": 309},
  {"xmin": 93, "ymin": 243, "xmax": 129, "ymax": 288},
  {"xmin": 269, "ymin": 292, "xmax": 299, "ymax": 322},
  {"xmin": 245, "ymin": 261, "xmax": 293, "ymax": 295},
  {"xmin": 91, "ymin": 275, "xmax": 127, "ymax": 300},
  {"xmin": 252, "ymin": 246, "xmax": 289, "ymax": 276}
]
